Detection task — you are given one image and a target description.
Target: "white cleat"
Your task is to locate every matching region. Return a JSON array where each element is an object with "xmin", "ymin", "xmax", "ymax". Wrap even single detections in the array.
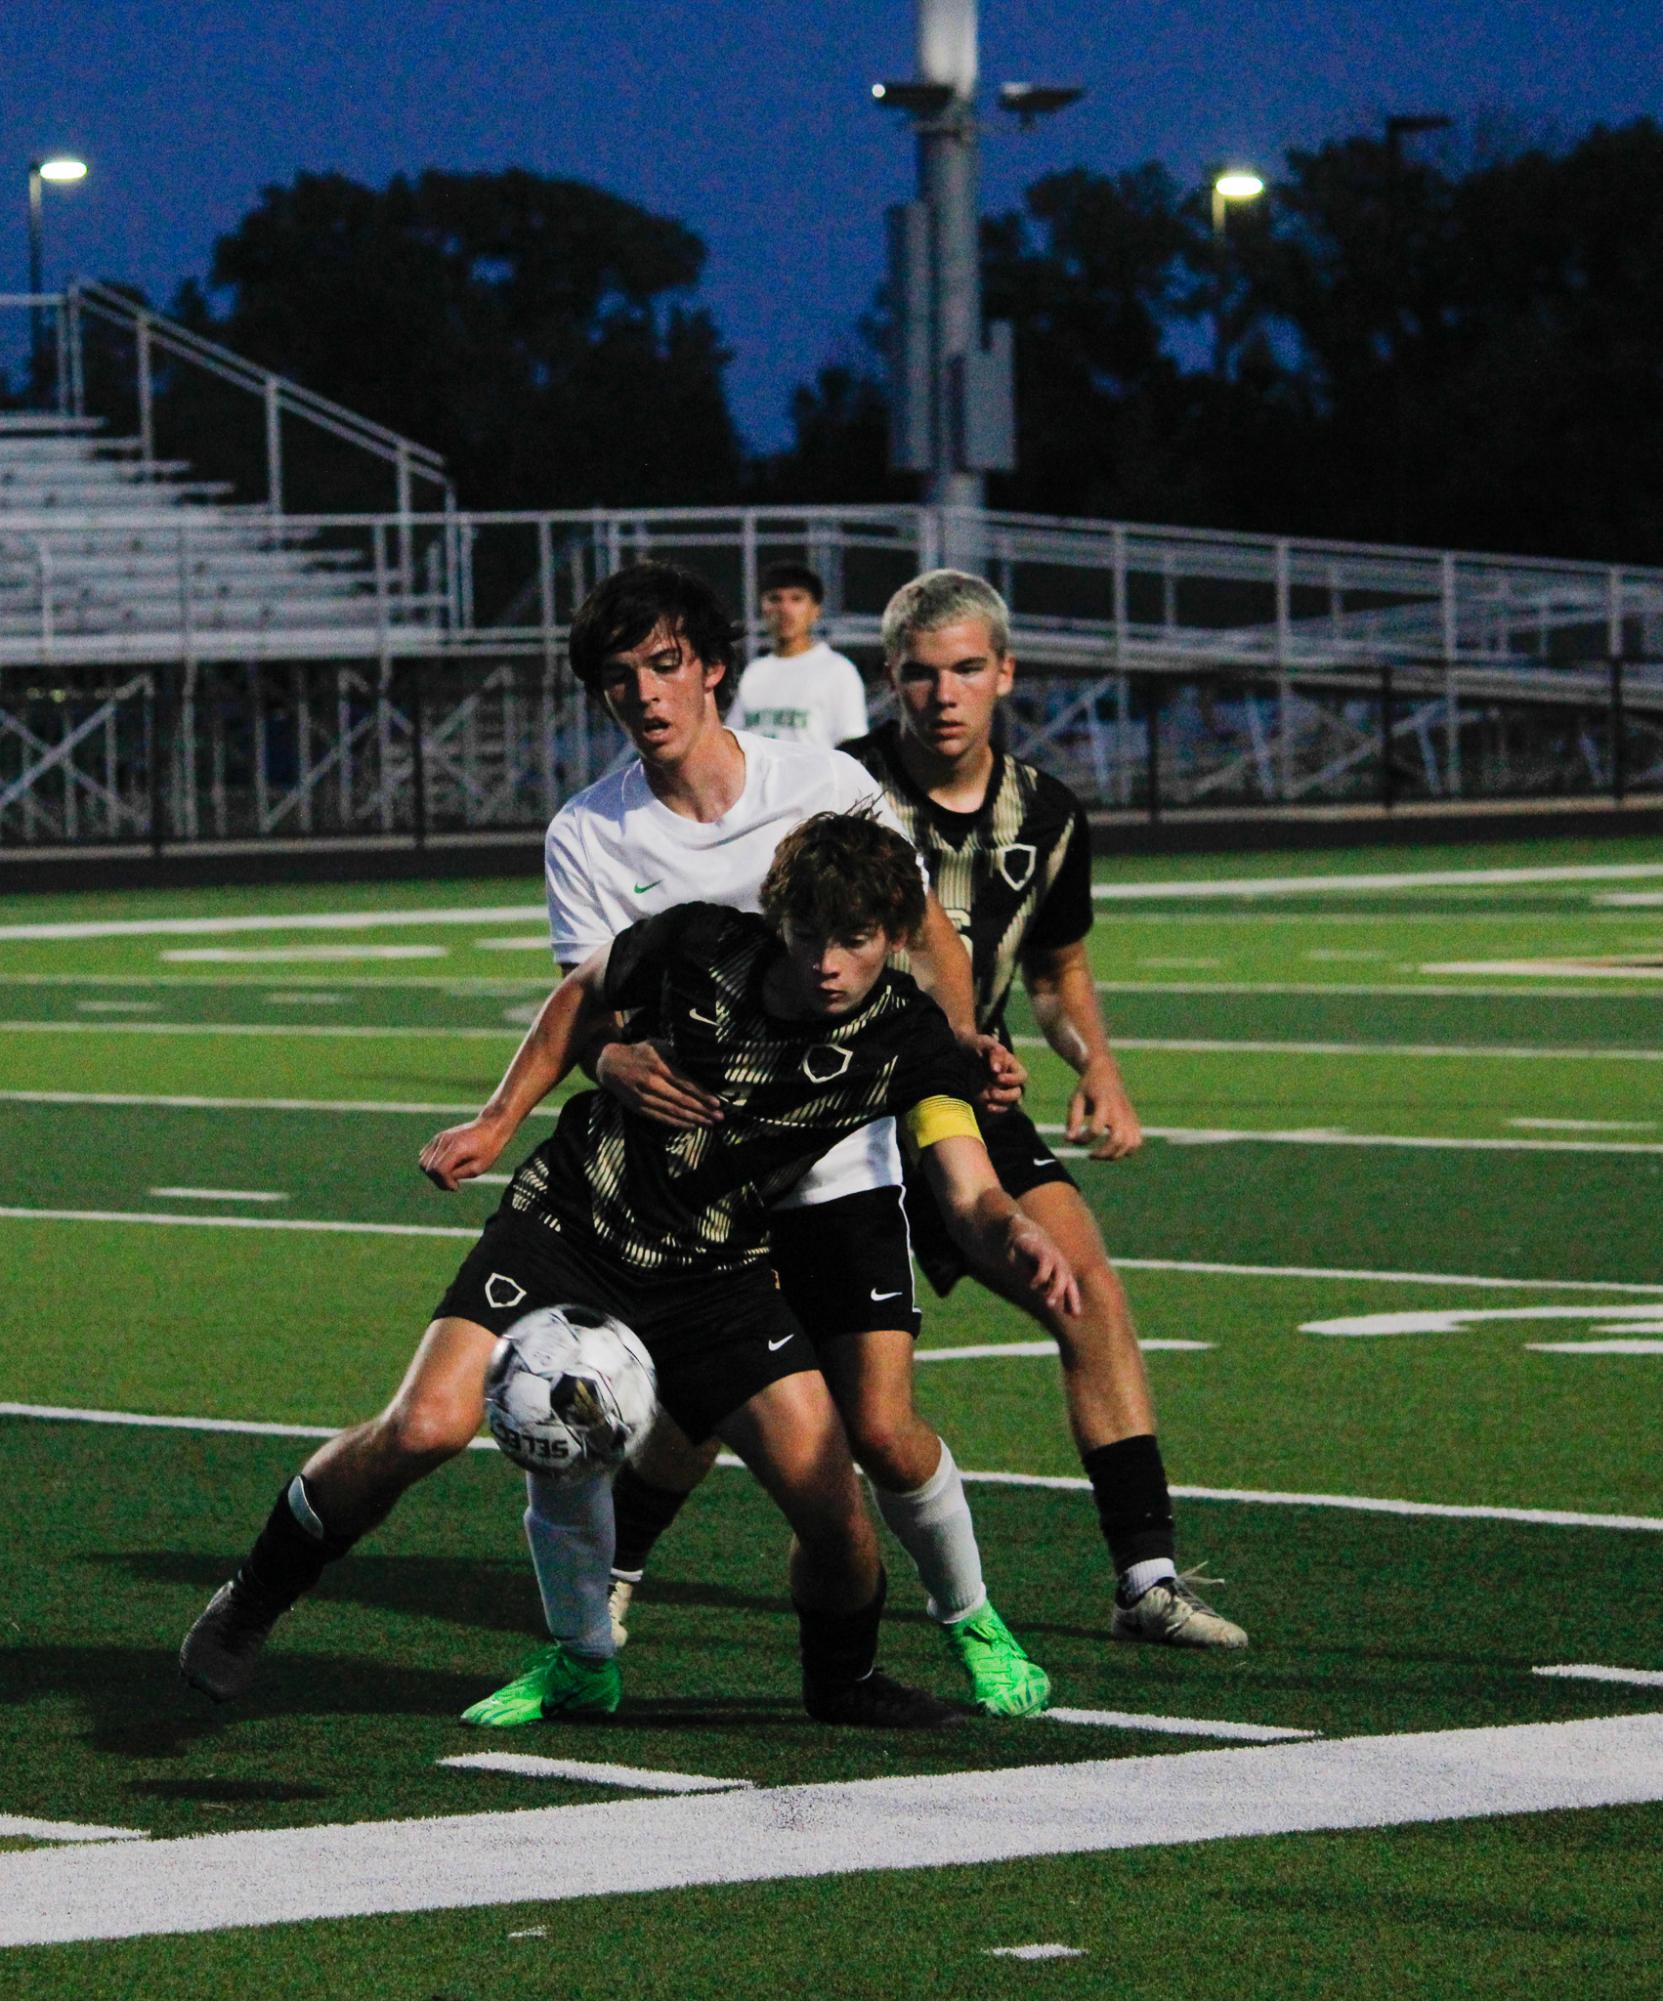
[{"xmin": 1111, "ymin": 1568, "xmax": 1248, "ymax": 1650}]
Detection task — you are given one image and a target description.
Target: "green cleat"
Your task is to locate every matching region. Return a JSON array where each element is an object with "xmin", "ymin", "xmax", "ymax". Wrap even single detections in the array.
[
  {"xmin": 944, "ymin": 1600, "xmax": 1051, "ymax": 1717},
  {"xmin": 460, "ymin": 1642, "xmax": 622, "ymax": 1727}
]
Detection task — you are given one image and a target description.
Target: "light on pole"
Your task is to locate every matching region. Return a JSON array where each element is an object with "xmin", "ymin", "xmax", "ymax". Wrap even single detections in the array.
[
  {"xmin": 874, "ymin": 0, "xmax": 1082, "ymax": 512},
  {"xmin": 28, "ymin": 155, "xmax": 88, "ymax": 401},
  {"xmin": 1210, "ymin": 169, "xmax": 1264, "ymax": 378}
]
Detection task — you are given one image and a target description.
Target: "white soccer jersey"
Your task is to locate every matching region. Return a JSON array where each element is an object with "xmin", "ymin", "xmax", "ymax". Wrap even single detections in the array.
[
  {"xmin": 544, "ymin": 731, "xmax": 909, "ymax": 1205},
  {"xmin": 728, "ymin": 642, "xmax": 869, "ymax": 749}
]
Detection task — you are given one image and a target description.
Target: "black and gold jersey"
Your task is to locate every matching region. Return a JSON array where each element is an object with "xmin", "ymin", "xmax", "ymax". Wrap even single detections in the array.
[
  {"xmin": 504, "ymin": 902, "xmax": 979, "ymax": 1275},
  {"xmin": 844, "ymin": 721, "xmax": 1093, "ymax": 1041}
]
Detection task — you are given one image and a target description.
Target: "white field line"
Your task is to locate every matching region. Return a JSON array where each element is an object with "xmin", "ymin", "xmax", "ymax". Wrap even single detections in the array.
[
  {"xmin": 145, "ymin": 1188, "xmax": 287, "ymax": 1204},
  {"xmin": 0, "ymin": 1021, "xmax": 513, "ymax": 1041},
  {"xmin": 161, "ymin": 946, "xmax": 448, "ymax": 964},
  {"xmin": 439, "ymin": 1754, "xmax": 752, "ymax": 1793},
  {"xmin": 0, "ymin": 1817, "xmax": 148, "ymax": 1845},
  {"xmin": 916, "ymin": 1340, "xmax": 1210, "ymax": 1361},
  {"xmin": 986, "ymin": 1945, "xmax": 1087, "ymax": 1962},
  {"xmin": 0, "ymin": 905, "xmax": 546, "ymax": 943},
  {"xmin": 3, "ymin": 1403, "xmax": 1660, "ymax": 1532},
  {"xmin": 1113, "ymin": 1255, "xmax": 1663, "ymax": 1294},
  {"xmin": 6, "ymin": 1716, "xmax": 1663, "ymax": 1946},
  {"xmin": 0, "ymin": 974, "xmax": 550, "ymax": 991},
  {"xmin": 0, "ymin": 1089, "xmax": 544, "ymax": 1116},
  {"xmin": 1528, "ymin": 1341, "xmax": 1663, "ymax": 1354},
  {"xmin": 1300, "ymin": 1305, "xmax": 1663, "ymax": 1339},
  {"xmin": 1091, "ymin": 863, "xmax": 1663, "ymax": 900},
  {"xmin": 0, "ymin": 1207, "xmax": 477, "ymax": 1240},
  {"xmin": 1106, "ymin": 1036, "xmax": 1663, "ymax": 1064},
  {"xmin": 1034, "ymin": 1120, "xmax": 1663, "ymax": 1159},
  {"xmin": 1042, "ymin": 1710, "xmax": 1315, "ymax": 1741},
  {"xmin": 1092, "ymin": 978, "xmax": 1663, "ymax": 999},
  {"xmin": 1534, "ymin": 1665, "xmax": 1663, "ymax": 1689},
  {"xmin": 1423, "ymin": 959, "xmax": 1663, "ymax": 981},
  {"xmin": 13, "ymin": 1019, "xmax": 1663, "ymax": 1065},
  {"xmin": 74, "ymin": 1000, "xmax": 161, "ymax": 1013},
  {"xmin": 0, "ymin": 1204, "xmax": 1657, "ymax": 1299}
]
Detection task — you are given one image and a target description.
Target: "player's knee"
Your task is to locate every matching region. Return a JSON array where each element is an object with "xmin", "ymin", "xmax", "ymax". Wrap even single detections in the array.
[
  {"xmin": 379, "ymin": 1395, "xmax": 476, "ymax": 1467},
  {"xmin": 846, "ymin": 1407, "xmax": 927, "ymax": 1489}
]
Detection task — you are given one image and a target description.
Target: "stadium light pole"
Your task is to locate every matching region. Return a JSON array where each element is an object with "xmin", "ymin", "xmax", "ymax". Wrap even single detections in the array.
[
  {"xmin": 1210, "ymin": 169, "xmax": 1264, "ymax": 379},
  {"xmin": 874, "ymin": 0, "xmax": 1081, "ymax": 516},
  {"xmin": 27, "ymin": 156, "xmax": 88, "ymax": 403}
]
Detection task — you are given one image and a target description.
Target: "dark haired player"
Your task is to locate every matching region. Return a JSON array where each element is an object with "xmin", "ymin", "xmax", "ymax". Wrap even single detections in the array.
[
  {"xmin": 729, "ymin": 561, "xmax": 868, "ymax": 748},
  {"xmin": 497, "ymin": 560, "xmax": 1048, "ymax": 1722},
  {"xmin": 847, "ymin": 570, "xmax": 1246, "ymax": 1648},
  {"xmin": 178, "ymin": 813, "xmax": 1078, "ymax": 1728}
]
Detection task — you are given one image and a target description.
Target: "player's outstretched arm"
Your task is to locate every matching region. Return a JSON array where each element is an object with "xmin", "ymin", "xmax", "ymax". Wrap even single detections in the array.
[
  {"xmin": 919, "ymin": 1131, "xmax": 1080, "ymax": 1316},
  {"xmin": 1024, "ymin": 938, "xmax": 1143, "ymax": 1161},
  {"xmin": 419, "ymin": 944, "xmax": 612, "ymax": 1190}
]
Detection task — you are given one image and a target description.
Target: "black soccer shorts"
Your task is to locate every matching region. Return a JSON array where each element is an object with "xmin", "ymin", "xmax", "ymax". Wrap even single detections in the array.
[
  {"xmin": 902, "ymin": 1101, "xmax": 1077, "ymax": 1297},
  {"xmin": 768, "ymin": 1185, "xmax": 923, "ymax": 1344},
  {"xmin": 436, "ymin": 1214, "xmax": 816, "ymax": 1444}
]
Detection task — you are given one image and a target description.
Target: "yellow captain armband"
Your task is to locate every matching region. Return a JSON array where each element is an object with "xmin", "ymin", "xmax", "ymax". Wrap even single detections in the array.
[{"xmin": 901, "ymin": 1094, "xmax": 981, "ymax": 1153}]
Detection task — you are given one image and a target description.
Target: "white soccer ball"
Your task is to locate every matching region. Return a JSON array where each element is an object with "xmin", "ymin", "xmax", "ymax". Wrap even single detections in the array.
[{"xmin": 483, "ymin": 1303, "xmax": 657, "ymax": 1480}]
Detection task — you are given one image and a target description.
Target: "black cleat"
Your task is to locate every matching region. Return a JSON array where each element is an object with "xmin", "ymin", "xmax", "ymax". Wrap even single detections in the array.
[
  {"xmin": 179, "ymin": 1580, "xmax": 280, "ymax": 1701},
  {"xmin": 803, "ymin": 1669, "xmax": 964, "ymax": 1730}
]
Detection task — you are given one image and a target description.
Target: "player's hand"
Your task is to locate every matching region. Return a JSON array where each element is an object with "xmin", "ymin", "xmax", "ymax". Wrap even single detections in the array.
[
  {"xmin": 597, "ymin": 1038, "xmax": 724, "ymax": 1130},
  {"xmin": 420, "ymin": 1112, "xmax": 513, "ymax": 1192},
  {"xmin": 969, "ymin": 1032, "xmax": 1027, "ymax": 1116},
  {"xmin": 1067, "ymin": 1056, "xmax": 1143, "ymax": 1161},
  {"xmin": 1007, "ymin": 1216, "xmax": 1081, "ymax": 1317}
]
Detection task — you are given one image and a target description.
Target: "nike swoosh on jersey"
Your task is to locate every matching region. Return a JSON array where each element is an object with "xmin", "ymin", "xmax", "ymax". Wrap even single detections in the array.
[
  {"xmin": 870, "ymin": 1287, "xmax": 903, "ymax": 1301},
  {"xmin": 632, "ymin": 879, "xmax": 663, "ymax": 894},
  {"xmin": 689, "ymin": 1008, "xmax": 719, "ymax": 1026},
  {"xmin": 767, "ymin": 1334, "xmax": 794, "ymax": 1351}
]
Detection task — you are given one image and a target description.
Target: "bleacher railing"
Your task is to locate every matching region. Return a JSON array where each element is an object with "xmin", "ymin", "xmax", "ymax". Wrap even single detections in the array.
[
  {"xmin": 2, "ymin": 501, "xmax": 1662, "ymax": 849},
  {"xmin": 2, "ymin": 285, "xmax": 452, "ymax": 521}
]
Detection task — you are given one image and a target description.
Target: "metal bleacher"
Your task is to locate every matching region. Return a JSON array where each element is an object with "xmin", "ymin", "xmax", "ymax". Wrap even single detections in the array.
[{"xmin": 1, "ymin": 279, "xmax": 1660, "ymax": 849}]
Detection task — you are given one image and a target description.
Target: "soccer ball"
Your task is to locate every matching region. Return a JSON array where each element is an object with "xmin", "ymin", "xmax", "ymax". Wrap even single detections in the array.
[{"xmin": 483, "ymin": 1303, "xmax": 657, "ymax": 1480}]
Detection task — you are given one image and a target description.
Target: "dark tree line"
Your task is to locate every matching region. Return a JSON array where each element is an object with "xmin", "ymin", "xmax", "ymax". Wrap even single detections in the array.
[{"xmin": 65, "ymin": 122, "xmax": 1663, "ymax": 560}]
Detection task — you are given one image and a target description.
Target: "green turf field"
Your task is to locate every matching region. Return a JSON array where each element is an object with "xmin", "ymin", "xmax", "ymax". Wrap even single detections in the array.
[{"xmin": 2, "ymin": 833, "xmax": 1661, "ymax": 1999}]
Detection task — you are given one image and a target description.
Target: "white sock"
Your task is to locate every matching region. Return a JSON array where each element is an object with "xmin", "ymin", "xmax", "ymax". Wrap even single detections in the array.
[
  {"xmin": 1121, "ymin": 1557, "xmax": 1178, "ymax": 1602},
  {"xmin": 523, "ymin": 1469, "xmax": 617, "ymax": 1660},
  {"xmin": 873, "ymin": 1440, "xmax": 987, "ymax": 1625}
]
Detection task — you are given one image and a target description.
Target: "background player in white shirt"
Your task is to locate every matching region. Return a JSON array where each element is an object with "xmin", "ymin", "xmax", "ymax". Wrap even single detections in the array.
[
  {"xmin": 472, "ymin": 560, "xmax": 1052, "ymax": 1724},
  {"xmin": 727, "ymin": 561, "xmax": 869, "ymax": 749}
]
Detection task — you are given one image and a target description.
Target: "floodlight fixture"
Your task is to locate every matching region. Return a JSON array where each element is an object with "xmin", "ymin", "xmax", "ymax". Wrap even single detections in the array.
[
  {"xmin": 997, "ymin": 82, "xmax": 1085, "ymax": 128},
  {"xmin": 872, "ymin": 80, "xmax": 956, "ymax": 116},
  {"xmin": 1213, "ymin": 171, "xmax": 1265, "ymax": 203},
  {"xmin": 26, "ymin": 153, "xmax": 89, "ymax": 400}
]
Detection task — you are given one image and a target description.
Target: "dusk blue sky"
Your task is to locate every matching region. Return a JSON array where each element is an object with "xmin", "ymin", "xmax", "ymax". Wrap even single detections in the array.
[{"xmin": 5, "ymin": 0, "xmax": 1659, "ymax": 453}]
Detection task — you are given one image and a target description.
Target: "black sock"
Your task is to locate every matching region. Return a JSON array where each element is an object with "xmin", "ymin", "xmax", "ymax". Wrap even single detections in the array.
[
  {"xmin": 611, "ymin": 1464, "xmax": 694, "ymax": 1577},
  {"xmin": 235, "ymin": 1478, "xmax": 354, "ymax": 1616},
  {"xmin": 1082, "ymin": 1434, "xmax": 1176, "ymax": 1576},
  {"xmin": 796, "ymin": 1567, "xmax": 888, "ymax": 1690}
]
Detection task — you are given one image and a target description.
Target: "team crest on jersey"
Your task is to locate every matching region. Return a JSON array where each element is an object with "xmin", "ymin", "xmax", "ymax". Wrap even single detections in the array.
[
  {"xmin": 485, "ymin": 1272, "xmax": 527, "ymax": 1311},
  {"xmin": 996, "ymin": 843, "xmax": 1037, "ymax": 891},
  {"xmin": 801, "ymin": 1043, "xmax": 854, "ymax": 1084}
]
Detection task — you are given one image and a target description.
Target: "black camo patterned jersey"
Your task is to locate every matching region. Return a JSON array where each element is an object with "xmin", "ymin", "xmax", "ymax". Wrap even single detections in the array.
[
  {"xmin": 844, "ymin": 721, "xmax": 1094, "ymax": 1041},
  {"xmin": 504, "ymin": 902, "xmax": 977, "ymax": 1274}
]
